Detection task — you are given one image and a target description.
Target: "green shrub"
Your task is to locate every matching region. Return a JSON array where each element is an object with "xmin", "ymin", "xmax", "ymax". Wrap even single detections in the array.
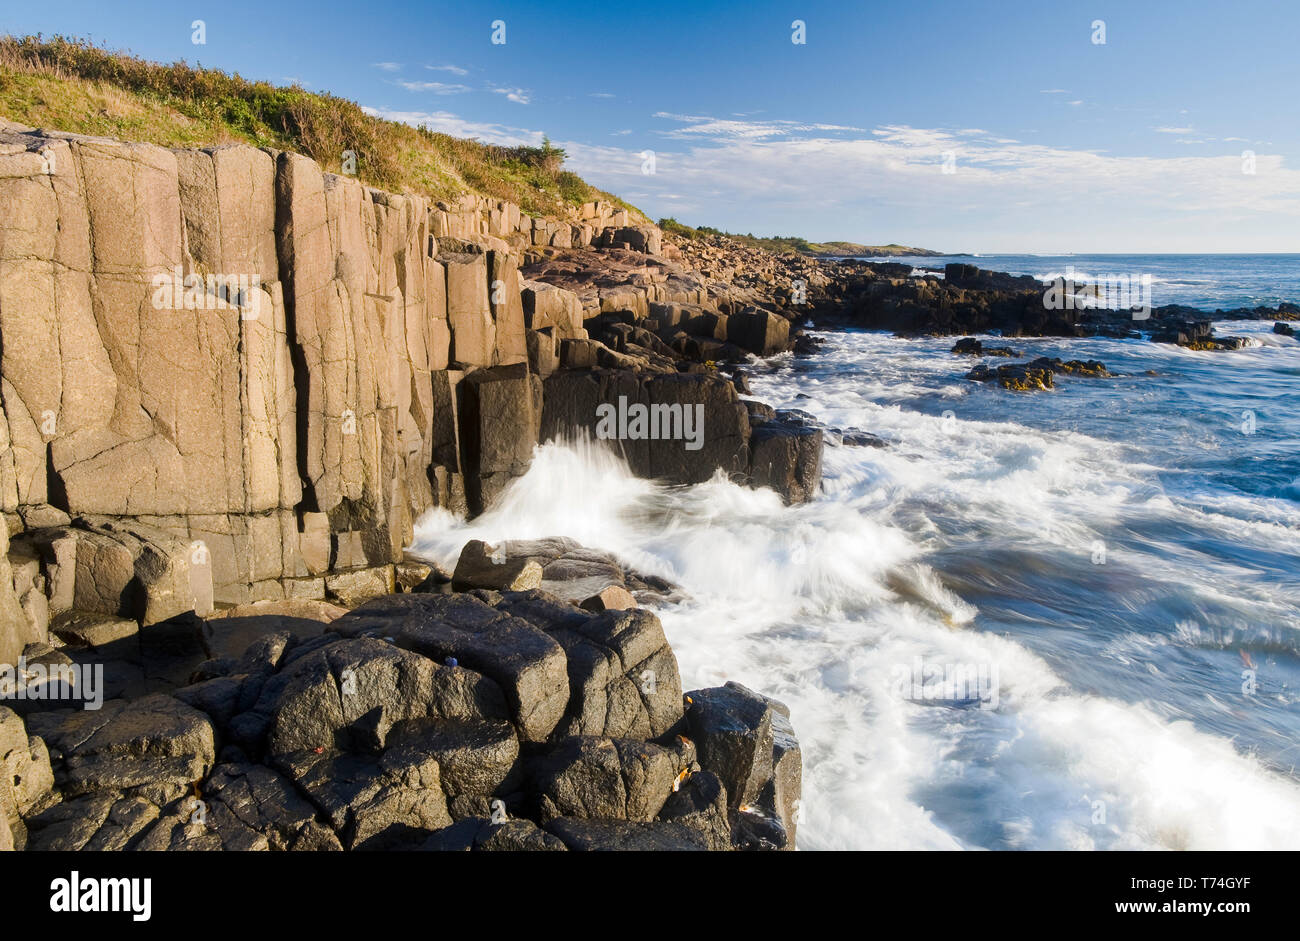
[{"xmin": 0, "ymin": 34, "xmax": 643, "ymax": 220}]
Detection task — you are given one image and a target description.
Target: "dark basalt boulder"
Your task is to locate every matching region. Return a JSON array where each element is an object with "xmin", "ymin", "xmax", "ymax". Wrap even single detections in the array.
[
  {"xmin": 328, "ymin": 593, "xmax": 568, "ymax": 744},
  {"xmin": 685, "ymin": 683, "xmax": 775, "ymax": 814},
  {"xmin": 745, "ymin": 400, "xmax": 777, "ymax": 425},
  {"xmin": 7, "ymin": 550, "xmax": 801, "ymax": 852},
  {"xmin": 793, "ymin": 332, "xmax": 824, "ymax": 355},
  {"xmin": 952, "ymin": 337, "xmax": 1022, "ymax": 357},
  {"xmin": 451, "ymin": 539, "xmax": 544, "ymax": 592},
  {"xmin": 540, "ymin": 367, "xmax": 751, "ymax": 484},
  {"xmin": 540, "ymin": 367, "xmax": 826, "ymax": 503},
  {"xmin": 1203, "ymin": 336, "xmax": 1250, "ymax": 350},
  {"xmin": 23, "ymin": 791, "xmax": 163, "ymax": 852},
  {"xmin": 1025, "ymin": 356, "xmax": 1111, "ymax": 377},
  {"xmin": 386, "ymin": 717, "xmax": 521, "ymax": 802},
  {"xmin": 27, "ymin": 693, "xmax": 216, "ymax": 804},
  {"xmin": 543, "ymin": 816, "xmax": 710, "ymax": 851},
  {"xmin": 173, "ymin": 672, "xmax": 269, "ymax": 735},
  {"xmin": 258, "ymin": 635, "xmax": 512, "ymax": 756},
  {"xmin": 727, "ymin": 307, "xmax": 792, "ymax": 356},
  {"xmin": 836, "ymin": 430, "xmax": 890, "ymax": 449},
  {"xmin": 766, "ymin": 707, "xmax": 803, "ymax": 848},
  {"xmin": 191, "ymin": 761, "xmax": 341, "ymax": 850},
  {"xmin": 748, "ymin": 411, "xmax": 823, "ymax": 505},
  {"xmin": 129, "ymin": 761, "xmax": 343, "ymax": 851},
  {"xmin": 273, "ymin": 746, "xmax": 453, "ymax": 850},
  {"xmin": 732, "ymin": 805, "xmax": 791, "ymax": 851},
  {"xmin": 528, "ymin": 735, "xmax": 688, "ymax": 822},
  {"xmin": 685, "ymin": 681, "xmax": 801, "ymax": 850},
  {"xmin": 966, "ymin": 362, "xmax": 1055, "ymax": 391},
  {"xmin": 1150, "ymin": 324, "xmax": 1250, "ymax": 350},
  {"xmin": 1150, "ymin": 320, "xmax": 1213, "ymax": 346},
  {"xmin": 420, "ymin": 816, "xmax": 567, "ymax": 851},
  {"xmin": 579, "ymin": 585, "xmax": 637, "ymax": 612},
  {"xmin": 452, "ymin": 536, "xmax": 635, "ymax": 605},
  {"xmin": 392, "ymin": 597, "xmax": 569, "ymax": 743},
  {"xmin": 459, "ymin": 363, "xmax": 544, "ymax": 515},
  {"xmin": 497, "ymin": 592, "xmax": 684, "ymax": 741},
  {"xmin": 657, "ymin": 769, "xmax": 732, "ymax": 851}
]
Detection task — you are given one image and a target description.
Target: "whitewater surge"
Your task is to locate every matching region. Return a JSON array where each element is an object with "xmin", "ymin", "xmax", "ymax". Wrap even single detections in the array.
[{"xmin": 411, "ymin": 322, "xmax": 1300, "ymax": 850}]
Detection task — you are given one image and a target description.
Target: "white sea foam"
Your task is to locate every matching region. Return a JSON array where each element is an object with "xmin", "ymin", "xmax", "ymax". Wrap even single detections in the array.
[{"xmin": 410, "ymin": 326, "xmax": 1300, "ymax": 851}]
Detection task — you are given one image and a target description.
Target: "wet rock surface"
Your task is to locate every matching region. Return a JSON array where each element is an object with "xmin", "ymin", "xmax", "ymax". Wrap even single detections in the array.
[
  {"xmin": 1, "ymin": 538, "xmax": 800, "ymax": 851},
  {"xmin": 965, "ymin": 355, "xmax": 1112, "ymax": 391}
]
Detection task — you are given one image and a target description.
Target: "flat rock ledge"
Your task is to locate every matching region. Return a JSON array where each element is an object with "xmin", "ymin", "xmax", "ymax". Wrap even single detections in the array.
[{"xmin": 0, "ymin": 540, "xmax": 800, "ymax": 852}]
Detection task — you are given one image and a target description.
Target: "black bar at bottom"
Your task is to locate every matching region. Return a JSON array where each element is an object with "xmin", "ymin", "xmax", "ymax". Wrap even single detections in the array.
[{"xmin": 0, "ymin": 850, "xmax": 1284, "ymax": 928}]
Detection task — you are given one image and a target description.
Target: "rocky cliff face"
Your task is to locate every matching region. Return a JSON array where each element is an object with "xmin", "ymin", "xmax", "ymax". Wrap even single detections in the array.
[
  {"xmin": 0, "ymin": 128, "xmax": 459, "ymax": 655},
  {"xmin": 0, "ymin": 124, "xmax": 823, "ymax": 661},
  {"xmin": 0, "ymin": 127, "xmax": 811, "ymax": 852}
]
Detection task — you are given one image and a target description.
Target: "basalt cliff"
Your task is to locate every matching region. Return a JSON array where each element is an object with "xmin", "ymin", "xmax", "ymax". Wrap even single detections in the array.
[{"xmin": 0, "ymin": 123, "xmax": 816, "ymax": 852}]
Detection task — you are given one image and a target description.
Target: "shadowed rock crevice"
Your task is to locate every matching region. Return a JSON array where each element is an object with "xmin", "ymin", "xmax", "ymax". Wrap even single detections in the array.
[
  {"xmin": 275, "ymin": 151, "xmax": 320, "ymax": 519},
  {"xmin": 43, "ymin": 441, "xmax": 69, "ymax": 514}
]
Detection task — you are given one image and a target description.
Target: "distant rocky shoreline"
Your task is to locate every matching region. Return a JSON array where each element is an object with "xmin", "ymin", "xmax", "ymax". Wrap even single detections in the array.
[
  {"xmin": 1, "ymin": 122, "xmax": 1294, "ymax": 852},
  {"xmin": 811, "ymin": 260, "xmax": 1298, "ymax": 339}
]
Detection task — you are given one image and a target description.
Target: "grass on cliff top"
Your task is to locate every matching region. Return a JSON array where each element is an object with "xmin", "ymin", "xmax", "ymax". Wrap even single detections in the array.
[
  {"xmin": 659, "ymin": 217, "xmax": 938, "ymax": 257},
  {"xmin": 0, "ymin": 35, "xmax": 644, "ymax": 221}
]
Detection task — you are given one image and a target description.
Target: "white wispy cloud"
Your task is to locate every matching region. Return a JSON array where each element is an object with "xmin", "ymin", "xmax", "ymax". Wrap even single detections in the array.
[
  {"xmin": 395, "ymin": 80, "xmax": 471, "ymax": 94},
  {"xmin": 362, "ymin": 105, "xmax": 1299, "ymax": 250},
  {"xmin": 652, "ymin": 112, "xmax": 864, "ymax": 140},
  {"xmin": 426, "ymin": 64, "xmax": 469, "ymax": 76},
  {"xmin": 560, "ymin": 115, "xmax": 1300, "ymax": 250},
  {"xmin": 490, "ymin": 86, "xmax": 532, "ymax": 104},
  {"xmin": 1154, "ymin": 126, "xmax": 1195, "ymax": 134},
  {"xmin": 371, "ymin": 62, "xmax": 402, "ymax": 72},
  {"xmin": 363, "ymin": 107, "xmax": 542, "ymax": 147},
  {"xmin": 589, "ymin": 92, "xmax": 616, "ymax": 99},
  {"xmin": 1040, "ymin": 89, "xmax": 1070, "ymax": 94}
]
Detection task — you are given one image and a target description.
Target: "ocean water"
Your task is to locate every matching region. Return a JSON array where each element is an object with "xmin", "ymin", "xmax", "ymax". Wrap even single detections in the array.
[
  {"xmin": 410, "ymin": 258, "xmax": 1300, "ymax": 850},
  {"xmin": 876, "ymin": 253, "xmax": 1300, "ymax": 311}
]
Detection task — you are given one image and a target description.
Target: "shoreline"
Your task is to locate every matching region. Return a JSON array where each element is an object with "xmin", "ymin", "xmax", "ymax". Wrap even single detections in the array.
[{"xmin": 1, "ymin": 121, "xmax": 1297, "ymax": 853}]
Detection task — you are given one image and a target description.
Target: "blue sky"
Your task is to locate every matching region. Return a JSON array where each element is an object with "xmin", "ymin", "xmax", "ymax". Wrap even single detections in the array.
[{"xmin": 10, "ymin": 0, "xmax": 1300, "ymax": 251}]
